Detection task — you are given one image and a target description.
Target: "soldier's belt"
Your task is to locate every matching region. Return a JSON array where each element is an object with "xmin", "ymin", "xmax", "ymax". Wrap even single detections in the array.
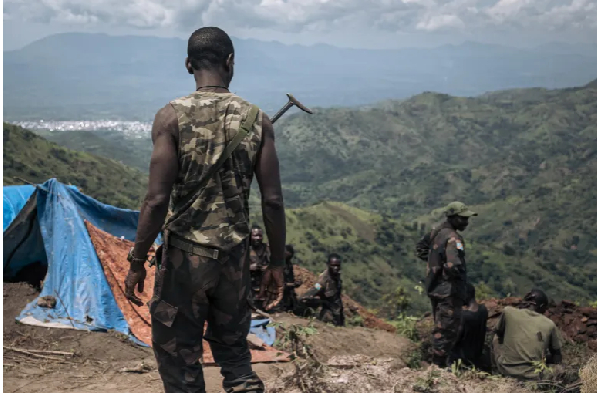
[{"xmin": 168, "ymin": 235, "xmax": 220, "ymax": 260}]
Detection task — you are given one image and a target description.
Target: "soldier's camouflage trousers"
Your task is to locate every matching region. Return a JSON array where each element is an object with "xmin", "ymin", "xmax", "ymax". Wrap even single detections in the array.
[
  {"xmin": 149, "ymin": 240, "xmax": 264, "ymax": 393},
  {"xmin": 431, "ymin": 295, "xmax": 463, "ymax": 367}
]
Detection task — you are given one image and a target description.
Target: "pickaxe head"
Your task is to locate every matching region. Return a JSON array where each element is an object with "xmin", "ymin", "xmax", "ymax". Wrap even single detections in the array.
[
  {"xmin": 270, "ymin": 93, "xmax": 314, "ymax": 124},
  {"xmin": 286, "ymin": 93, "xmax": 313, "ymax": 115}
]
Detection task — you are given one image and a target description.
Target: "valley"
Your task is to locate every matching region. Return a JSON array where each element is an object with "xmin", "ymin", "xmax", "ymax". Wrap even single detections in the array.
[{"xmin": 4, "ymin": 81, "xmax": 597, "ymax": 313}]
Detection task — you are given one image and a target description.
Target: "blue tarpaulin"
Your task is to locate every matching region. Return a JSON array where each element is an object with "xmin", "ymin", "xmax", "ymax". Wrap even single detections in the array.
[
  {"xmin": 4, "ymin": 179, "xmax": 151, "ymax": 345},
  {"xmin": 3, "ymin": 185, "xmax": 35, "ymax": 231},
  {"xmin": 249, "ymin": 319, "xmax": 276, "ymax": 346},
  {"xmin": 4, "ymin": 179, "xmax": 276, "ymax": 349}
]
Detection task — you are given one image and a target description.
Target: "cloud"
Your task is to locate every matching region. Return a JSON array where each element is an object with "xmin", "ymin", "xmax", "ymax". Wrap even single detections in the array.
[
  {"xmin": 416, "ymin": 14, "xmax": 465, "ymax": 31},
  {"xmin": 3, "ymin": 0, "xmax": 596, "ymax": 35}
]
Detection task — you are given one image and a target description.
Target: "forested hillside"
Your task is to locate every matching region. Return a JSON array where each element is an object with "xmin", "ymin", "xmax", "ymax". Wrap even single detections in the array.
[
  {"xmin": 3, "ymin": 123, "xmax": 148, "ymax": 209},
  {"xmin": 19, "ymin": 81, "xmax": 597, "ymax": 309}
]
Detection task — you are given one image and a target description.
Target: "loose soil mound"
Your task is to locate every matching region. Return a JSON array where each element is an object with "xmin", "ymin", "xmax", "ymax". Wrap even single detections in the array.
[
  {"xmin": 272, "ymin": 315, "xmax": 411, "ymax": 362},
  {"xmin": 293, "ymin": 266, "xmax": 396, "ymax": 333},
  {"xmin": 579, "ymin": 353, "xmax": 597, "ymax": 393},
  {"xmin": 266, "ymin": 354, "xmax": 528, "ymax": 393},
  {"xmin": 417, "ymin": 296, "xmax": 597, "ymax": 351},
  {"xmin": 3, "ymin": 282, "xmax": 165, "ymax": 393}
]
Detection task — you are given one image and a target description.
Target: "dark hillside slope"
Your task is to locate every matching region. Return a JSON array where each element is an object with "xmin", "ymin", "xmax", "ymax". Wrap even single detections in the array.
[{"xmin": 3, "ymin": 123, "xmax": 148, "ymax": 209}]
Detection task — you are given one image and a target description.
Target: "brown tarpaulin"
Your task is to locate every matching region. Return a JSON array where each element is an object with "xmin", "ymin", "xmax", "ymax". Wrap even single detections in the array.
[{"xmin": 85, "ymin": 221, "xmax": 290, "ymax": 365}]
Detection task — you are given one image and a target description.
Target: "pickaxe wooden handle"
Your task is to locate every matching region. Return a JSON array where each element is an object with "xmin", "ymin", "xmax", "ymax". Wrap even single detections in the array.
[{"xmin": 270, "ymin": 93, "xmax": 313, "ymax": 124}]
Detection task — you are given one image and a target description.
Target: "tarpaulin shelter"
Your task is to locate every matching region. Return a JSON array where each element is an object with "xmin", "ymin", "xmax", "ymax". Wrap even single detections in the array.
[
  {"xmin": 3, "ymin": 178, "xmax": 151, "ymax": 343},
  {"xmin": 3, "ymin": 179, "xmax": 287, "ymax": 362},
  {"xmin": 3, "ymin": 185, "xmax": 35, "ymax": 231}
]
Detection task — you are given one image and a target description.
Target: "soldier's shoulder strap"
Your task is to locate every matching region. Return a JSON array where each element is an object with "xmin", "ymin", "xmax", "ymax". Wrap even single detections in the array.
[{"xmin": 162, "ymin": 105, "xmax": 260, "ymax": 231}]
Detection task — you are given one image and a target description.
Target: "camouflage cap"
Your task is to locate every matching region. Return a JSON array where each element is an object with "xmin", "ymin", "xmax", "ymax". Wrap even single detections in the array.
[{"xmin": 444, "ymin": 202, "xmax": 478, "ymax": 217}]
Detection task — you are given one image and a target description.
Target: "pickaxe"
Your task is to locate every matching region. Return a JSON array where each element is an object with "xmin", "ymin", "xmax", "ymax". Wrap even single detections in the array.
[{"xmin": 270, "ymin": 93, "xmax": 313, "ymax": 124}]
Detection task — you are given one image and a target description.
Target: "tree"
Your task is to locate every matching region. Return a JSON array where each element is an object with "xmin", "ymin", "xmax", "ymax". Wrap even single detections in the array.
[
  {"xmin": 380, "ymin": 286, "xmax": 411, "ymax": 320},
  {"xmin": 475, "ymin": 281, "xmax": 495, "ymax": 301}
]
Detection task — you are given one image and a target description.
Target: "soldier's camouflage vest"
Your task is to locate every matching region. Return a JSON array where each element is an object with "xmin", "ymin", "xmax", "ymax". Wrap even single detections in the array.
[{"xmin": 165, "ymin": 91, "xmax": 263, "ymax": 251}]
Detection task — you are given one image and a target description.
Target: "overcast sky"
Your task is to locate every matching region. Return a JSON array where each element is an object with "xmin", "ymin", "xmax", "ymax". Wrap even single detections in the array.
[{"xmin": 3, "ymin": 0, "xmax": 598, "ymax": 50}]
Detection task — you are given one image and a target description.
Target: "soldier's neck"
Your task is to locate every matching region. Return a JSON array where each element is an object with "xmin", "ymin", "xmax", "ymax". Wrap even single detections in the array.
[{"xmin": 194, "ymin": 71, "xmax": 229, "ymax": 91}]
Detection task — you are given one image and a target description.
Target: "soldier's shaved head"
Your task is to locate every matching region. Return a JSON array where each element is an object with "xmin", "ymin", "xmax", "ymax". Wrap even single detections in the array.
[
  {"xmin": 327, "ymin": 253, "xmax": 341, "ymax": 276},
  {"xmin": 251, "ymin": 226, "xmax": 263, "ymax": 247},
  {"xmin": 523, "ymin": 289, "xmax": 549, "ymax": 314},
  {"xmin": 187, "ymin": 27, "xmax": 234, "ymax": 71}
]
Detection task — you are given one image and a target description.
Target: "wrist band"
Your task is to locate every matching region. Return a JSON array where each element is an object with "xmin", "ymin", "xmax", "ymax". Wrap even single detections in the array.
[{"xmin": 127, "ymin": 247, "xmax": 147, "ymax": 265}]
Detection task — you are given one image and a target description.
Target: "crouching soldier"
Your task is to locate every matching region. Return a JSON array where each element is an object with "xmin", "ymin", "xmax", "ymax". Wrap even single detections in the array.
[
  {"xmin": 296, "ymin": 253, "xmax": 344, "ymax": 326},
  {"xmin": 492, "ymin": 289, "xmax": 563, "ymax": 380}
]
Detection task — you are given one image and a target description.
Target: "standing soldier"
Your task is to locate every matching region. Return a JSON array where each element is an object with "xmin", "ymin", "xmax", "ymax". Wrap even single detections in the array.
[
  {"xmin": 297, "ymin": 253, "xmax": 344, "ymax": 326},
  {"xmin": 249, "ymin": 225, "xmax": 270, "ymax": 305},
  {"xmin": 415, "ymin": 202, "xmax": 477, "ymax": 368},
  {"xmin": 282, "ymin": 244, "xmax": 300, "ymax": 312},
  {"xmin": 123, "ymin": 27, "xmax": 286, "ymax": 393}
]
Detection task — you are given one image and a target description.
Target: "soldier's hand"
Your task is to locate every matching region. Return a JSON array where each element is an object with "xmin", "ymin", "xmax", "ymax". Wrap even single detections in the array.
[
  {"xmin": 124, "ymin": 263, "xmax": 146, "ymax": 307},
  {"xmin": 264, "ymin": 266, "xmax": 284, "ymax": 311}
]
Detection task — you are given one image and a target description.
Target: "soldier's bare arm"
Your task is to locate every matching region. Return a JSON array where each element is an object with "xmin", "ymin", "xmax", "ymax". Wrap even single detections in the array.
[
  {"xmin": 300, "ymin": 275, "xmax": 326, "ymax": 300},
  {"xmin": 255, "ymin": 113, "xmax": 286, "ymax": 263},
  {"xmin": 132, "ymin": 104, "xmax": 180, "ymax": 259},
  {"xmin": 124, "ymin": 104, "xmax": 179, "ymax": 305},
  {"xmin": 255, "ymin": 113, "xmax": 286, "ymax": 310}
]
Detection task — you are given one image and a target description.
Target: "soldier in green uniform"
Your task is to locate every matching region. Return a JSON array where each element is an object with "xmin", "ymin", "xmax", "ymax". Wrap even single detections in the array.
[
  {"xmin": 297, "ymin": 253, "xmax": 344, "ymax": 326},
  {"xmin": 492, "ymin": 289, "xmax": 563, "ymax": 380},
  {"xmin": 249, "ymin": 225, "xmax": 270, "ymax": 305},
  {"xmin": 415, "ymin": 202, "xmax": 477, "ymax": 368},
  {"xmin": 123, "ymin": 27, "xmax": 286, "ymax": 393}
]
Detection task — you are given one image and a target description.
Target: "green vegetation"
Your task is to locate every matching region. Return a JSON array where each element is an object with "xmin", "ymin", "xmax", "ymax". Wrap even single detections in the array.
[
  {"xmin": 251, "ymin": 200, "xmax": 592, "ymax": 314},
  {"xmin": 8, "ymin": 81, "xmax": 596, "ymax": 311},
  {"xmin": 35, "ymin": 129, "xmax": 152, "ymax": 173},
  {"xmin": 268, "ymin": 80, "xmax": 597, "ymax": 303},
  {"xmin": 3, "ymin": 123, "xmax": 148, "ymax": 209}
]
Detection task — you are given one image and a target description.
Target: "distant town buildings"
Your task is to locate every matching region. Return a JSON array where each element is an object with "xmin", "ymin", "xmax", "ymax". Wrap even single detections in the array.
[{"xmin": 10, "ymin": 121, "xmax": 152, "ymax": 138}]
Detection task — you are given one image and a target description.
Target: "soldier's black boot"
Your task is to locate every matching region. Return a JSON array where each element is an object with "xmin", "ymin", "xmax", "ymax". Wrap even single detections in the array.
[
  {"xmin": 432, "ymin": 355, "xmax": 448, "ymax": 368},
  {"xmin": 223, "ymin": 372, "xmax": 265, "ymax": 393}
]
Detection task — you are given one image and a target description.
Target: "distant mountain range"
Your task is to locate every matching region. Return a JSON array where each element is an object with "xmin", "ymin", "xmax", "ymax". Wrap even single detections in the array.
[{"xmin": 3, "ymin": 33, "xmax": 597, "ymax": 121}]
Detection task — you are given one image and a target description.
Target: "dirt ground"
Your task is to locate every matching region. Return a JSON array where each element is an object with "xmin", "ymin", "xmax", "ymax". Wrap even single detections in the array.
[
  {"xmin": 266, "ymin": 354, "xmax": 529, "ymax": 393},
  {"xmin": 3, "ymin": 283, "xmax": 412, "ymax": 393},
  {"xmin": 5, "ymin": 282, "xmax": 580, "ymax": 393}
]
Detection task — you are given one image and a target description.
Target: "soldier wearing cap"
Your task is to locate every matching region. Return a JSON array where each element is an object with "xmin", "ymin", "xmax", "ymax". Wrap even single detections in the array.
[{"xmin": 415, "ymin": 201, "xmax": 477, "ymax": 368}]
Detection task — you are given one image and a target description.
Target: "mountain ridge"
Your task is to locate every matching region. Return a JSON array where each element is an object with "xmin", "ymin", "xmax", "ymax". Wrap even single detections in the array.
[{"xmin": 4, "ymin": 32, "xmax": 596, "ymax": 121}]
